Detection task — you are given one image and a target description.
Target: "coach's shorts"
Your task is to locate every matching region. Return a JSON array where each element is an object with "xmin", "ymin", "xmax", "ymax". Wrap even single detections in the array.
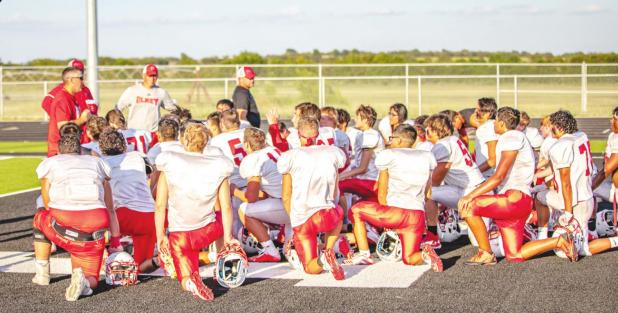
[{"xmin": 292, "ymin": 207, "xmax": 343, "ymax": 272}]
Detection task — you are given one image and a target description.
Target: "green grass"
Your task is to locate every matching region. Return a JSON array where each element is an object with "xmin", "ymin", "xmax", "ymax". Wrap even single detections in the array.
[
  {"xmin": 0, "ymin": 157, "xmax": 42, "ymax": 194},
  {"xmin": 0, "ymin": 141, "xmax": 47, "ymax": 154}
]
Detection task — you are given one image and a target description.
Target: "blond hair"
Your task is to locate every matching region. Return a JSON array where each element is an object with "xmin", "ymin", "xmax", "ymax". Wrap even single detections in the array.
[{"xmin": 181, "ymin": 123, "xmax": 210, "ymax": 152}]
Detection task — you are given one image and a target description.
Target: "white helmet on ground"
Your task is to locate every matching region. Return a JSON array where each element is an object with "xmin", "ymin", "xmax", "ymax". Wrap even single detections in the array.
[
  {"xmin": 438, "ymin": 208, "xmax": 461, "ymax": 243},
  {"xmin": 285, "ymin": 240, "xmax": 303, "ymax": 271},
  {"xmin": 237, "ymin": 227, "xmax": 260, "ymax": 254},
  {"xmin": 376, "ymin": 230, "xmax": 402, "ymax": 262},
  {"xmin": 105, "ymin": 252, "xmax": 138, "ymax": 286},
  {"xmin": 552, "ymin": 213, "xmax": 584, "ymax": 258},
  {"xmin": 596, "ymin": 209, "xmax": 615, "ymax": 237},
  {"xmin": 215, "ymin": 242, "xmax": 249, "ymax": 289}
]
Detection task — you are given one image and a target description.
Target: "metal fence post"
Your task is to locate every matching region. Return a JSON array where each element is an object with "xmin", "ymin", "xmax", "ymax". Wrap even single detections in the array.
[
  {"xmin": 43, "ymin": 81, "xmax": 49, "ymax": 121},
  {"xmin": 318, "ymin": 64, "xmax": 323, "ymax": 107},
  {"xmin": 224, "ymin": 79, "xmax": 229, "ymax": 99},
  {"xmin": 496, "ymin": 64, "xmax": 501, "ymax": 104},
  {"xmin": 0, "ymin": 66, "xmax": 3, "ymax": 121},
  {"xmin": 405, "ymin": 64, "xmax": 410, "ymax": 111},
  {"xmin": 513, "ymin": 76, "xmax": 518, "ymax": 109},
  {"xmin": 581, "ymin": 62, "xmax": 587, "ymax": 112},
  {"xmin": 417, "ymin": 76, "xmax": 422, "ymax": 116}
]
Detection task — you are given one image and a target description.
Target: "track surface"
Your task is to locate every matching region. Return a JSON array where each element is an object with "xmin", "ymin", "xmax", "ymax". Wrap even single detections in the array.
[{"xmin": 1, "ymin": 191, "xmax": 617, "ymax": 313}]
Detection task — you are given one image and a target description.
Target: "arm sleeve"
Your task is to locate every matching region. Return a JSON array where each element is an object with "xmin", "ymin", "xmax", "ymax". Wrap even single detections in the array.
[
  {"xmin": 428, "ymin": 152, "xmax": 438, "ymax": 171},
  {"xmin": 550, "ymin": 141, "xmax": 574, "ymax": 169},
  {"xmin": 500, "ymin": 133, "xmax": 525, "ymax": 151},
  {"xmin": 232, "ymin": 89, "xmax": 250, "ymax": 111},
  {"xmin": 239, "ymin": 154, "xmax": 262, "ymax": 178},
  {"xmin": 478, "ymin": 123, "xmax": 499, "ymax": 144},
  {"xmin": 98, "ymin": 159, "xmax": 112, "ymax": 180},
  {"xmin": 54, "ymin": 99, "xmax": 71, "ymax": 123},
  {"xmin": 610, "ymin": 135, "xmax": 618, "ymax": 154},
  {"xmin": 361, "ymin": 131, "xmax": 379, "ymax": 149},
  {"xmin": 36, "ymin": 159, "xmax": 52, "ymax": 179},
  {"xmin": 431, "ymin": 142, "xmax": 450, "ymax": 163},
  {"xmin": 268, "ymin": 124, "xmax": 290, "ymax": 152},
  {"xmin": 160, "ymin": 89, "xmax": 177, "ymax": 110},
  {"xmin": 155, "ymin": 152, "xmax": 170, "ymax": 172},
  {"xmin": 115, "ymin": 87, "xmax": 133, "ymax": 111},
  {"xmin": 277, "ymin": 151, "xmax": 294, "ymax": 174},
  {"xmin": 374, "ymin": 150, "xmax": 392, "ymax": 171}
]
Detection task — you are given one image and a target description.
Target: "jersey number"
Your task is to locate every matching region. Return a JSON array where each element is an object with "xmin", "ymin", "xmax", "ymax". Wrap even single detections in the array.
[
  {"xmin": 579, "ymin": 142, "xmax": 593, "ymax": 176},
  {"xmin": 126, "ymin": 136, "xmax": 147, "ymax": 153},
  {"xmin": 456, "ymin": 139, "xmax": 474, "ymax": 167},
  {"xmin": 227, "ymin": 138, "xmax": 247, "ymax": 166}
]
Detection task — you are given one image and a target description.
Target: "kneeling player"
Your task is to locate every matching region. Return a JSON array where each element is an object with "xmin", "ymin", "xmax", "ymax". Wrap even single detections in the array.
[
  {"xmin": 235, "ymin": 127, "xmax": 292, "ymax": 262},
  {"xmin": 100, "ymin": 129, "xmax": 159, "ymax": 273},
  {"xmin": 347, "ymin": 125, "xmax": 443, "ymax": 272},
  {"xmin": 32, "ymin": 134, "xmax": 122, "ymax": 301},
  {"xmin": 155, "ymin": 123, "xmax": 238, "ymax": 301},
  {"xmin": 277, "ymin": 117, "xmax": 346, "ymax": 280}
]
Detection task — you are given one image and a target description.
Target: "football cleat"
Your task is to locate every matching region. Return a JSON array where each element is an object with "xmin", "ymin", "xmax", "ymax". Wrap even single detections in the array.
[
  {"xmin": 65, "ymin": 268, "xmax": 93, "ymax": 301},
  {"xmin": 32, "ymin": 261, "xmax": 50, "ymax": 286},
  {"xmin": 322, "ymin": 249, "xmax": 345, "ymax": 280},
  {"xmin": 333, "ymin": 235, "xmax": 353, "ymax": 260},
  {"xmin": 248, "ymin": 251, "xmax": 281, "ymax": 263},
  {"xmin": 464, "ymin": 249, "xmax": 497, "ymax": 266},
  {"xmin": 186, "ymin": 271, "xmax": 214, "ymax": 301},
  {"xmin": 285, "ymin": 241, "xmax": 304, "ymax": 271},
  {"xmin": 421, "ymin": 245, "xmax": 443, "ymax": 272},
  {"xmin": 343, "ymin": 252, "xmax": 375, "ymax": 265},
  {"xmin": 420, "ymin": 231, "xmax": 442, "ymax": 250}
]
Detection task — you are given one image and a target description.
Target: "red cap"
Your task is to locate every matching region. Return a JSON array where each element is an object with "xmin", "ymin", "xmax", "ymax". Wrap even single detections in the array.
[
  {"xmin": 67, "ymin": 59, "xmax": 85, "ymax": 71},
  {"xmin": 236, "ymin": 66, "xmax": 256, "ymax": 79},
  {"xmin": 143, "ymin": 64, "xmax": 159, "ymax": 76}
]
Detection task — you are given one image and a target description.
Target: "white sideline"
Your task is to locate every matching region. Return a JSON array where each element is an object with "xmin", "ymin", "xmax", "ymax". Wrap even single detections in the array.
[
  {"xmin": 0, "ymin": 187, "xmax": 40, "ymax": 198},
  {"xmin": 0, "ymin": 251, "xmax": 428, "ymax": 288}
]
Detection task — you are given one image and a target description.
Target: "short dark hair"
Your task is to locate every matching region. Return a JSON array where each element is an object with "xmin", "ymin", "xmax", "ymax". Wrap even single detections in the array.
[
  {"xmin": 612, "ymin": 106, "xmax": 618, "ymax": 117},
  {"xmin": 439, "ymin": 110, "xmax": 458, "ymax": 122},
  {"xmin": 61, "ymin": 67, "xmax": 81, "ymax": 84},
  {"xmin": 58, "ymin": 134, "xmax": 81, "ymax": 154},
  {"xmin": 415, "ymin": 114, "xmax": 429, "ymax": 126},
  {"xmin": 295, "ymin": 102, "xmax": 321, "ymax": 120},
  {"xmin": 244, "ymin": 127, "xmax": 266, "ymax": 151},
  {"xmin": 106, "ymin": 109, "xmax": 126, "ymax": 129},
  {"xmin": 158, "ymin": 118, "xmax": 179, "ymax": 140},
  {"xmin": 496, "ymin": 107, "xmax": 520, "ymax": 130},
  {"xmin": 356, "ymin": 104, "xmax": 378, "ymax": 127},
  {"xmin": 392, "ymin": 124, "xmax": 417, "ymax": 146},
  {"xmin": 59, "ymin": 122, "xmax": 81, "ymax": 137},
  {"xmin": 99, "ymin": 128, "xmax": 127, "ymax": 156},
  {"xmin": 221, "ymin": 109, "xmax": 240, "ymax": 130},
  {"xmin": 170, "ymin": 106, "xmax": 192, "ymax": 126},
  {"xmin": 549, "ymin": 110, "xmax": 578, "ymax": 134},
  {"xmin": 337, "ymin": 108, "xmax": 351, "ymax": 126},
  {"xmin": 86, "ymin": 116, "xmax": 107, "ymax": 141},
  {"xmin": 425, "ymin": 114, "xmax": 454, "ymax": 139},
  {"xmin": 390, "ymin": 103, "xmax": 408, "ymax": 123},
  {"xmin": 216, "ymin": 99, "xmax": 234, "ymax": 110},
  {"xmin": 478, "ymin": 97, "xmax": 498, "ymax": 119}
]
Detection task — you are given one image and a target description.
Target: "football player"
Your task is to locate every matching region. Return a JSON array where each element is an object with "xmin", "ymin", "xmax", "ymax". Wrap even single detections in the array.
[
  {"xmin": 337, "ymin": 108, "xmax": 363, "ymax": 172},
  {"xmin": 147, "ymin": 117, "xmax": 183, "ymax": 165},
  {"xmin": 440, "ymin": 109, "xmax": 469, "ymax": 147},
  {"xmin": 32, "ymin": 134, "xmax": 123, "ymax": 301},
  {"xmin": 81, "ymin": 116, "xmax": 107, "ymax": 156},
  {"xmin": 277, "ymin": 117, "xmax": 346, "ymax": 280},
  {"xmin": 269, "ymin": 102, "xmax": 340, "ymax": 150},
  {"xmin": 236, "ymin": 127, "xmax": 291, "ymax": 262},
  {"xmin": 339, "ymin": 105, "xmax": 385, "ymax": 202},
  {"xmin": 155, "ymin": 123, "xmax": 237, "ymax": 301},
  {"xmin": 105, "ymin": 109, "xmax": 157, "ymax": 155},
  {"xmin": 592, "ymin": 107, "xmax": 618, "ymax": 203},
  {"xmin": 533, "ymin": 115, "xmax": 557, "ymax": 239},
  {"xmin": 517, "ymin": 111, "xmax": 544, "ymax": 150},
  {"xmin": 473, "ymin": 98, "xmax": 499, "ymax": 178},
  {"xmin": 99, "ymin": 129, "xmax": 159, "ymax": 273},
  {"xmin": 377, "ymin": 103, "xmax": 414, "ymax": 144},
  {"xmin": 424, "ymin": 114, "xmax": 487, "ymax": 249},
  {"xmin": 346, "ymin": 124, "xmax": 443, "ymax": 272},
  {"xmin": 321, "ymin": 106, "xmax": 351, "ymax": 160}
]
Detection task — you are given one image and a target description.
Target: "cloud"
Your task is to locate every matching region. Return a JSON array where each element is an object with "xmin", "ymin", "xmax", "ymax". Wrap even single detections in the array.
[{"xmin": 431, "ymin": 4, "xmax": 553, "ymax": 16}]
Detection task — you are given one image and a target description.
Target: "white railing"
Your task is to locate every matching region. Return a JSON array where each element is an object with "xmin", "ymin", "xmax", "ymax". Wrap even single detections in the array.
[{"xmin": 1, "ymin": 63, "xmax": 617, "ymax": 120}]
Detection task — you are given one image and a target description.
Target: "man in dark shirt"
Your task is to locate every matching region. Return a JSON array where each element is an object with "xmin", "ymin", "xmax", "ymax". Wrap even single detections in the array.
[{"xmin": 232, "ymin": 66, "xmax": 260, "ymax": 127}]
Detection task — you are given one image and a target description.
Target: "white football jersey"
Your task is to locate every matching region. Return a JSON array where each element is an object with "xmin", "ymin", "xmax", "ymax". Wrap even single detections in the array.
[
  {"xmin": 239, "ymin": 146, "xmax": 283, "ymax": 198},
  {"xmin": 414, "ymin": 140, "xmax": 434, "ymax": 152},
  {"xmin": 116, "ymin": 84, "xmax": 176, "ymax": 132},
  {"xmin": 431, "ymin": 136, "xmax": 485, "ymax": 191},
  {"xmin": 375, "ymin": 148, "xmax": 436, "ymax": 211},
  {"xmin": 524, "ymin": 127, "xmax": 544, "ymax": 149},
  {"xmin": 156, "ymin": 151, "xmax": 234, "ymax": 232},
  {"xmin": 334, "ymin": 128, "xmax": 351, "ymax": 160},
  {"xmin": 549, "ymin": 132, "xmax": 593, "ymax": 206},
  {"xmin": 475, "ymin": 120, "xmax": 499, "ymax": 178},
  {"xmin": 356, "ymin": 128, "xmax": 385, "ymax": 181},
  {"xmin": 36, "ymin": 154, "xmax": 110, "ymax": 211},
  {"xmin": 120, "ymin": 128, "xmax": 156, "ymax": 155},
  {"xmin": 540, "ymin": 136, "xmax": 558, "ymax": 161},
  {"xmin": 377, "ymin": 116, "xmax": 415, "ymax": 142},
  {"xmin": 574, "ymin": 131, "xmax": 594, "ymax": 201},
  {"xmin": 604, "ymin": 132, "xmax": 618, "ymax": 160},
  {"xmin": 103, "ymin": 151, "xmax": 155, "ymax": 213},
  {"xmin": 286, "ymin": 126, "xmax": 339, "ymax": 150},
  {"xmin": 496, "ymin": 130, "xmax": 535, "ymax": 195},
  {"xmin": 81, "ymin": 141, "xmax": 101, "ymax": 156},
  {"xmin": 147, "ymin": 140, "xmax": 185, "ymax": 165},
  {"xmin": 208, "ymin": 129, "xmax": 248, "ymax": 188},
  {"xmin": 345, "ymin": 127, "xmax": 363, "ymax": 170},
  {"xmin": 277, "ymin": 145, "xmax": 346, "ymax": 227}
]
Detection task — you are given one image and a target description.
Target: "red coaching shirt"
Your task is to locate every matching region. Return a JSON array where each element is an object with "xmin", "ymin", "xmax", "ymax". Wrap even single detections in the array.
[
  {"xmin": 46, "ymin": 89, "xmax": 79, "ymax": 157},
  {"xmin": 42, "ymin": 83, "xmax": 96, "ymax": 143}
]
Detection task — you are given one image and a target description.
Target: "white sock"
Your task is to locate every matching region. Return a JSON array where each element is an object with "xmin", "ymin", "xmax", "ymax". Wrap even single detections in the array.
[
  {"xmin": 609, "ymin": 237, "xmax": 618, "ymax": 248},
  {"xmin": 319, "ymin": 252, "xmax": 331, "ymax": 270},
  {"xmin": 538, "ymin": 227, "xmax": 548, "ymax": 240},
  {"xmin": 260, "ymin": 240, "xmax": 277, "ymax": 255},
  {"xmin": 35, "ymin": 259, "xmax": 49, "ymax": 267},
  {"xmin": 359, "ymin": 250, "xmax": 370, "ymax": 257}
]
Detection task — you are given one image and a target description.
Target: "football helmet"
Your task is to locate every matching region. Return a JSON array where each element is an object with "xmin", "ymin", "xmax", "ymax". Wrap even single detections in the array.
[
  {"xmin": 237, "ymin": 227, "xmax": 260, "ymax": 254},
  {"xmin": 376, "ymin": 230, "xmax": 402, "ymax": 262},
  {"xmin": 438, "ymin": 208, "xmax": 461, "ymax": 243},
  {"xmin": 488, "ymin": 229, "xmax": 505, "ymax": 258},
  {"xmin": 552, "ymin": 212, "xmax": 584, "ymax": 258},
  {"xmin": 105, "ymin": 252, "xmax": 138, "ymax": 286},
  {"xmin": 284, "ymin": 240, "xmax": 303, "ymax": 271},
  {"xmin": 596, "ymin": 209, "xmax": 615, "ymax": 237},
  {"xmin": 215, "ymin": 242, "xmax": 249, "ymax": 289},
  {"xmin": 523, "ymin": 223, "xmax": 538, "ymax": 242}
]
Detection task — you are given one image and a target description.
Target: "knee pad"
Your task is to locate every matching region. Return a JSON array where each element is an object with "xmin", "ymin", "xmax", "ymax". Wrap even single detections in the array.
[{"xmin": 33, "ymin": 228, "xmax": 51, "ymax": 244}]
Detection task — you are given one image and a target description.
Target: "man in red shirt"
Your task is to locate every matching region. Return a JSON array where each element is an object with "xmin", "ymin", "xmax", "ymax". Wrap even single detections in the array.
[
  {"xmin": 42, "ymin": 59, "xmax": 97, "ymax": 144},
  {"xmin": 46, "ymin": 67, "xmax": 90, "ymax": 156}
]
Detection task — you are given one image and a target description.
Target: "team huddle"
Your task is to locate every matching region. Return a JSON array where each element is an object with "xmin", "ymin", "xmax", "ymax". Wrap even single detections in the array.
[{"xmin": 30, "ymin": 63, "xmax": 618, "ymax": 302}]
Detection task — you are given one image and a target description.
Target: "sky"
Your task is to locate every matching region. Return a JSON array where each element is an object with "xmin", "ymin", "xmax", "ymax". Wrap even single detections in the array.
[{"xmin": 1, "ymin": 0, "xmax": 617, "ymax": 63}]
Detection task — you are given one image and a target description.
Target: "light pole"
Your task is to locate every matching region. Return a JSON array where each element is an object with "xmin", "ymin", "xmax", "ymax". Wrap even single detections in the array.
[{"xmin": 86, "ymin": 0, "xmax": 99, "ymax": 101}]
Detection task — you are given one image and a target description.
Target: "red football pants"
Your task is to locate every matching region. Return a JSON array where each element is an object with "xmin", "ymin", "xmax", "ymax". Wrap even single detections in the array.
[
  {"xmin": 470, "ymin": 189, "xmax": 533, "ymax": 262},
  {"xmin": 116, "ymin": 207, "xmax": 156, "ymax": 266},
  {"xmin": 292, "ymin": 207, "xmax": 343, "ymax": 271},
  {"xmin": 168, "ymin": 220, "xmax": 223, "ymax": 283},
  {"xmin": 33, "ymin": 208, "xmax": 109, "ymax": 280},
  {"xmin": 351, "ymin": 201, "xmax": 425, "ymax": 265},
  {"xmin": 339, "ymin": 178, "xmax": 378, "ymax": 202}
]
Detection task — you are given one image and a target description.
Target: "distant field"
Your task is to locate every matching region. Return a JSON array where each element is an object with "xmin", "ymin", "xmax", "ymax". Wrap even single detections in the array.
[
  {"xmin": 2, "ymin": 79, "xmax": 617, "ymax": 120},
  {"xmin": 0, "ymin": 141, "xmax": 47, "ymax": 154},
  {"xmin": 0, "ymin": 157, "xmax": 42, "ymax": 194}
]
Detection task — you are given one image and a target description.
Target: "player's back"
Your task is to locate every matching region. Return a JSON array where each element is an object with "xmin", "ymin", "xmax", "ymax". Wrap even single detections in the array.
[
  {"xmin": 209, "ymin": 129, "xmax": 247, "ymax": 187},
  {"xmin": 573, "ymin": 131, "xmax": 594, "ymax": 202},
  {"xmin": 239, "ymin": 146, "xmax": 283, "ymax": 198},
  {"xmin": 496, "ymin": 130, "xmax": 535, "ymax": 195},
  {"xmin": 432, "ymin": 136, "xmax": 484, "ymax": 190},
  {"xmin": 103, "ymin": 151, "xmax": 155, "ymax": 212},
  {"xmin": 120, "ymin": 128, "xmax": 155, "ymax": 155}
]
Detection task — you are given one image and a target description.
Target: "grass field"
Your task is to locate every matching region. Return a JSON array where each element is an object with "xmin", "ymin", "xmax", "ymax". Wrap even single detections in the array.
[
  {"xmin": 0, "ymin": 141, "xmax": 47, "ymax": 154},
  {"xmin": 0, "ymin": 157, "xmax": 42, "ymax": 194},
  {"xmin": 2, "ymin": 79, "xmax": 618, "ymax": 120}
]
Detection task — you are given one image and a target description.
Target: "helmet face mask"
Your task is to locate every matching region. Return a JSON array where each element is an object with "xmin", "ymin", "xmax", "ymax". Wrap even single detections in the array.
[
  {"xmin": 376, "ymin": 230, "xmax": 402, "ymax": 262},
  {"xmin": 105, "ymin": 252, "xmax": 138, "ymax": 286},
  {"xmin": 552, "ymin": 214, "xmax": 584, "ymax": 258},
  {"xmin": 215, "ymin": 243, "xmax": 248, "ymax": 289},
  {"xmin": 596, "ymin": 210, "xmax": 615, "ymax": 237},
  {"xmin": 438, "ymin": 208, "xmax": 461, "ymax": 243}
]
